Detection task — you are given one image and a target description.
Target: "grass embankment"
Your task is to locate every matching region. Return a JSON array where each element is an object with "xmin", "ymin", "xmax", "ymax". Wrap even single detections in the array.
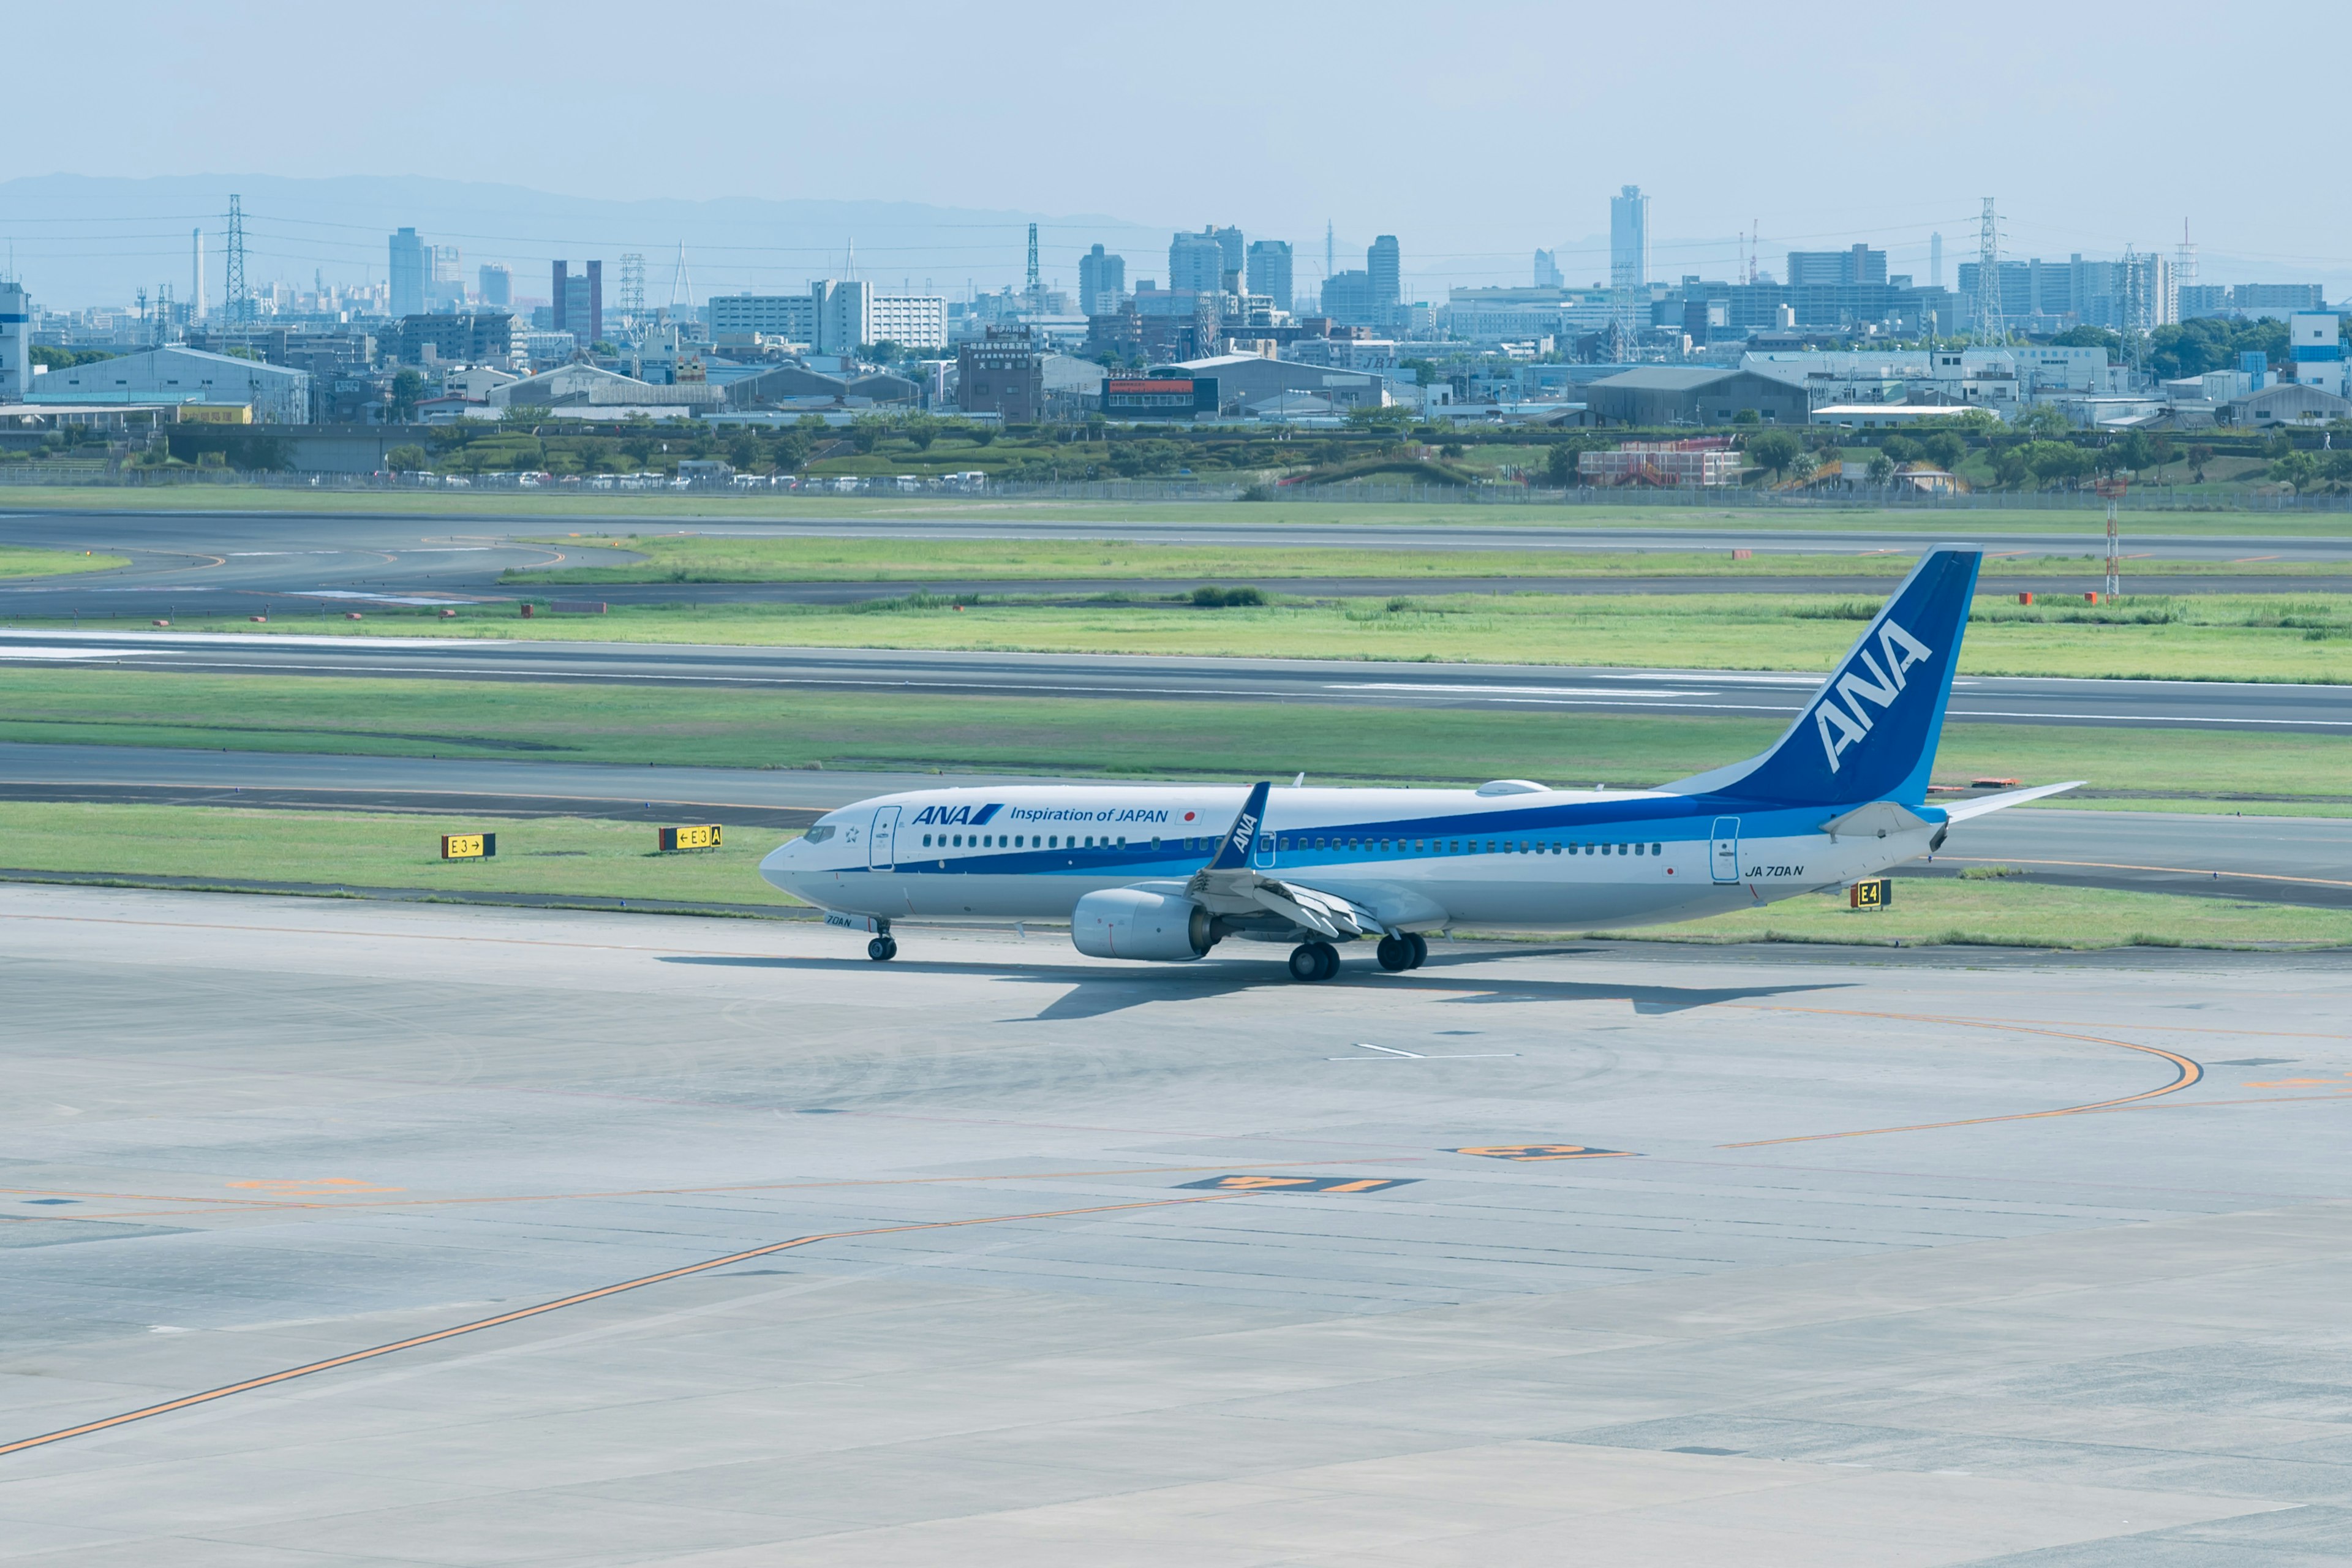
[
  {"xmin": 514, "ymin": 535, "xmax": 2341, "ymax": 586},
  {"xmin": 1589, "ymin": 878, "xmax": 2352, "ymax": 951},
  {"xmin": 0, "ymin": 802, "xmax": 799, "ymax": 910},
  {"xmin": 0, "ymin": 801, "xmax": 2335, "ymax": 950},
  {"xmin": 116, "ymin": 590, "xmax": 2352, "ymax": 683},
  {"xmin": 1, "ymin": 669, "xmax": 2346, "ymax": 804},
  {"xmin": 7, "ymin": 484, "xmax": 2351, "ymax": 535},
  {"xmin": 0, "ymin": 544, "xmax": 130, "ymax": 578}
]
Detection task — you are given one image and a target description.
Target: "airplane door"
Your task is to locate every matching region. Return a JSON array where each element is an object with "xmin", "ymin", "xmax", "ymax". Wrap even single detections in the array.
[
  {"xmin": 869, "ymin": 806, "xmax": 899, "ymax": 870},
  {"xmin": 1709, "ymin": 816, "xmax": 1740, "ymax": 884},
  {"xmin": 1252, "ymin": 826, "xmax": 1277, "ymax": 870}
]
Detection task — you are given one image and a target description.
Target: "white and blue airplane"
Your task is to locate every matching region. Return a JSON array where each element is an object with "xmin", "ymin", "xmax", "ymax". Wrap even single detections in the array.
[{"xmin": 761, "ymin": 546, "xmax": 2078, "ymax": 979}]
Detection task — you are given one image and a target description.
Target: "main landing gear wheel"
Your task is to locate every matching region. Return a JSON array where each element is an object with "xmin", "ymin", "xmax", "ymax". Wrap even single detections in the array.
[
  {"xmin": 1376, "ymin": 935, "xmax": 1413, "ymax": 973},
  {"xmin": 1407, "ymin": 932, "xmax": 1428, "ymax": 969},
  {"xmin": 1288, "ymin": 942, "xmax": 1340, "ymax": 982},
  {"xmin": 867, "ymin": 936, "xmax": 898, "ymax": 962}
]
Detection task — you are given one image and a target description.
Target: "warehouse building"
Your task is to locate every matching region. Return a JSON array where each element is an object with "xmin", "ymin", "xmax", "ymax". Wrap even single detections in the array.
[
  {"xmin": 1166, "ymin": 353, "xmax": 1392, "ymax": 414},
  {"xmin": 23, "ymin": 345, "xmax": 312, "ymax": 423},
  {"xmin": 1584, "ymin": 366, "xmax": 1809, "ymax": 426}
]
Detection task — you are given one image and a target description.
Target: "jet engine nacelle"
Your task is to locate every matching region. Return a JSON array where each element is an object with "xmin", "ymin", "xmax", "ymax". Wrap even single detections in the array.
[{"xmin": 1071, "ymin": 889, "xmax": 1212, "ymax": 962}]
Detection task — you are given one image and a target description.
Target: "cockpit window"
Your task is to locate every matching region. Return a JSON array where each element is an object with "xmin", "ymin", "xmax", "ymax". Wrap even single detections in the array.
[{"xmin": 804, "ymin": 826, "xmax": 836, "ymax": 843}]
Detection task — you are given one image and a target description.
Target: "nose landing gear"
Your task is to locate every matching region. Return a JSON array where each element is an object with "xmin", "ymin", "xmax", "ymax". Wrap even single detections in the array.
[{"xmin": 867, "ymin": 935, "xmax": 898, "ymax": 961}]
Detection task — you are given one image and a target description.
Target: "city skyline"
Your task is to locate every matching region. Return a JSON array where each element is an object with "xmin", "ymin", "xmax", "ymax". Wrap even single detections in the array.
[{"xmin": 4, "ymin": 0, "xmax": 2351, "ymax": 309}]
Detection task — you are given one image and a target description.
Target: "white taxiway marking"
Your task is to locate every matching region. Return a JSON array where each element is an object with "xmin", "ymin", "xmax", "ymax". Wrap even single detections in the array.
[
  {"xmin": 1329, "ymin": 1042, "xmax": 1521, "ymax": 1061},
  {"xmin": 1341, "ymin": 683, "xmax": 1708, "ymax": 698},
  {"xmin": 0, "ymin": 647, "xmax": 157, "ymax": 661}
]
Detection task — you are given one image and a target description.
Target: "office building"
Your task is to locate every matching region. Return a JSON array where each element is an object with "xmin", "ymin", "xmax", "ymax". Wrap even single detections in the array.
[
  {"xmin": 1610, "ymin": 186, "xmax": 1649, "ymax": 290},
  {"xmin": 478, "ymin": 265, "xmax": 512, "ymax": 307},
  {"xmin": 1368, "ymin": 235, "xmax": 1401, "ymax": 316},
  {"xmin": 391, "ymin": 312, "xmax": 515, "ymax": 366},
  {"xmin": 1079, "ymin": 245, "xmax": 1126, "ymax": 316},
  {"xmin": 1787, "ymin": 246, "xmax": 1887, "ymax": 287},
  {"xmin": 2288, "ymin": 312, "xmax": 2345, "ymax": 397},
  {"xmin": 709, "ymin": 282, "xmax": 945, "ymax": 353},
  {"xmin": 389, "ymin": 228, "xmax": 426, "ymax": 318},
  {"xmin": 1956, "ymin": 254, "xmax": 2174, "ymax": 334},
  {"xmin": 957, "ymin": 326, "xmax": 1044, "ymax": 421},
  {"xmin": 1245, "ymin": 241, "xmax": 1292, "ymax": 313},
  {"xmin": 428, "ymin": 244, "xmax": 464, "ymax": 309},
  {"xmin": 1534, "ymin": 249, "xmax": 1562, "ymax": 288},
  {"xmin": 551, "ymin": 260, "xmax": 604, "ymax": 347},
  {"xmin": 1168, "ymin": 230, "xmax": 1227, "ymax": 295}
]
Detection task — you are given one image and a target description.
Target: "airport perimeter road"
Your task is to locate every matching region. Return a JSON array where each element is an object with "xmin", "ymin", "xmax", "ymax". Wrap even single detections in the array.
[
  {"xmin": 7, "ymin": 627, "xmax": 2350, "ymax": 734},
  {"xmin": 2, "ymin": 741, "xmax": 2345, "ymax": 907},
  {"xmin": 4, "ymin": 886, "xmax": 2349, "ymax": 1563},
  {"xmin": 4, "ymin": 505, "xmax": 2352, "ymax": 618}
]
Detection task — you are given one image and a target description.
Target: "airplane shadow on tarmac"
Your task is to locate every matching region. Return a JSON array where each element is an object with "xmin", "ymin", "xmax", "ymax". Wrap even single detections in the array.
[{"xmin": 660, "ymin": 947, "xmax": 1849, "ymax": 1022}]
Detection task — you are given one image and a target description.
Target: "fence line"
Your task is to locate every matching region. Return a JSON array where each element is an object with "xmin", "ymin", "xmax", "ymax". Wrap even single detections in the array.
[{"xmin": 2, "ymin": 465, "xmax": 2349, "ymax": 514}]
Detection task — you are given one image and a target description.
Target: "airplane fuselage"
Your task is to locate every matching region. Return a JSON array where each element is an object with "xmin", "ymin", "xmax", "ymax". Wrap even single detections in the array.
[{"xmin": 761, "ymin": 782, "xmax": 1941, "ymax": 934}]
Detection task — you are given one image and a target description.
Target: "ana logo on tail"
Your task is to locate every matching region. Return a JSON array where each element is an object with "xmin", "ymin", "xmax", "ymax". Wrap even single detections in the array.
[{"xmin": 1814, "ymin": 619, "xmax": 1936, "ymax": 773}]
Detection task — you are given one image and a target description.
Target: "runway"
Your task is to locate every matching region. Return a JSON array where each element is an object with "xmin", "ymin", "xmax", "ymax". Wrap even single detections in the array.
[
  {"xmin": 2, "ymin": 505, "xmax": 2350, "ymax": 620},
  {"xmin": 2, "ymin": 884, "xmax": 2348, "ymax": 1564},
  {"xmin": 7, "ymin": 625, "xmax": 2349, "ymax": 735},
  {"xmin": 2, "ymin": 742, "xmax": 2346, "ymax": 908}
]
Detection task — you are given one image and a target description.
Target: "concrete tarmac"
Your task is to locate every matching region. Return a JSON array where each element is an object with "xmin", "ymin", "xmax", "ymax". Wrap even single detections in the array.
[{"xmin": 2, "ymin": 884, "xmax": 2348, "ymax": 1564}]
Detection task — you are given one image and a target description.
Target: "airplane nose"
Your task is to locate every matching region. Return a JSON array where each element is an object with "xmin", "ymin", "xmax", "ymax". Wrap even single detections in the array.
[{"xmin": 759, "ymin": 840, "xmax": 804, "ymax": 893}]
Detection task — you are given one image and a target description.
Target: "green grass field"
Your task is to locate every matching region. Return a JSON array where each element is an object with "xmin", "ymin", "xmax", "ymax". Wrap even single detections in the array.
[
  {"xmin": 0, "ymin": 544, "xmax": 130, "ymax": 578},
  {"xmin": 1, "ymin": 668, "xmax": 2346, "ymax": 805},
  {"xmin": 1588, "ymin": 878, "xmax": 2352, "ymax": 950},
  {"xmin": 513, "ymin": 534, "xmax": 2338, "ymax": 586},
  {"xmin": 118, "ymin": 589, "xmax": 2352, "ymax": 684},
  {"xmin": 7, "ymin": 483, "xmax": 2350, "ymax": 535},
  {"xmin": 0, "ymin": 801, "xmax": 2337, "ymax": 951},
  {"xmin": 0, "ymin": 802, "xmax": 798, "ymax": 909}
]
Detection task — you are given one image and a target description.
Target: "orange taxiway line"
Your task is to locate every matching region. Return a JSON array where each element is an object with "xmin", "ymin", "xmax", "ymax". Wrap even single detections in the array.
[
  {"xmin": 0, "ymin": 1189, "xmax": 1248, "ymax": 1460},
  {"xmin": 1717, "ymin": 1006, "xmax": 2203, "ymax": 1148}
]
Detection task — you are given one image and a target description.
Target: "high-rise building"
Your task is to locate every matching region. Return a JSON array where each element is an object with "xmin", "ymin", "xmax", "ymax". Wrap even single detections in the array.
[
  {"xmin": 1929, "ymin": 233, "xmax": 1943, "ymax": 290},
  {"xmin": 1079, "ymin": 245, "xmax": 1126, "ymax": 315},
  {"xmin": 478, "ymin": 265, "xmax": 512, "ymax": 307},
  {"xmin": 1245, "ymin": 240, "xmax": 1292, "ymax": 312},
  {"xmin": 551, "ymin": 260, "xmax": 604, "ymax": 347},
  {"xmin": 1168, "ymin": 230, "xmax": 1227, "ymax": 295},
  {"xmin": 389, "ymin": 228, "xmax": 426, "ymax": 318},
  {"xmin": 1534, "ymin": 249, "xmax": 1562, "ymax": 288},
  {"xmin": 1210, "ymin": 225, "xmax": 1245, "ymax": 289},
  {"xmin": 191, "ymin": 228, "xmax": 206, "ymax": 321},
  {"xmin": 1368, "ymin": 235, "xmax": 1401, "ymax": 315},
  {"xmin": 0, "ymin": 281, "xmax": 29, "ymax": 401},
  {"xmin": 1609, "ymin": 186, "xmax": 1649, "ymax": 290}
]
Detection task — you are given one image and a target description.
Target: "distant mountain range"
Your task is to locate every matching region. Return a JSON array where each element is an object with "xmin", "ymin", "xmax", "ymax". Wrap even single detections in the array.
[{"xmin": 0, "ymin": 173, "xmax": 1176, "ymax": 309}]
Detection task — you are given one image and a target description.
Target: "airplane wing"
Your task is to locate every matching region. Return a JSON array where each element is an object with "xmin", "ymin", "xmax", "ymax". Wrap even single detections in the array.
[
  {"xmin": 1939, "ymin": 781, "xmax": 2084, "ymax": 822},
  {"xmin": 1184, "ymin": 780, "xmax": 1437, "ymax": 938}
]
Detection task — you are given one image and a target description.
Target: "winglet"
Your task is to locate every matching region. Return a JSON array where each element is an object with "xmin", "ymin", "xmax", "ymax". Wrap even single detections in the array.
[{"xmin": 1203, "ymin": 781, "xmax": 1271, "ymax": 870}]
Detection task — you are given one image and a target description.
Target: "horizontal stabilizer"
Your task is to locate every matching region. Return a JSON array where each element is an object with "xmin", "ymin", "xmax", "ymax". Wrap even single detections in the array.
[{"xmin": 1939, "ymin": 781, "xmax": 2084, "ymax": 822}]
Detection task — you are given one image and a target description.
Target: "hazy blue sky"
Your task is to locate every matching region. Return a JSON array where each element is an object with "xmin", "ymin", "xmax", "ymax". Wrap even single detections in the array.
[{"xmin": 7, "ymin": 0, "xmax": 2349, "ymax": 302}]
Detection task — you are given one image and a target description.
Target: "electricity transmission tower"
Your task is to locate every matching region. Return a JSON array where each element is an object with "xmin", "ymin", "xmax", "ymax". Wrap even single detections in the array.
[
  {"xmin": 225, "ymin": 194, "xmax": 250, "ymax": 325},
  {"xmin": 617, "ymin": 253, "xmax": 646, "ymax": 327},
  {"xmin": 1972, "ymin": 197, "xmax": 2003, "ymax": 346}
]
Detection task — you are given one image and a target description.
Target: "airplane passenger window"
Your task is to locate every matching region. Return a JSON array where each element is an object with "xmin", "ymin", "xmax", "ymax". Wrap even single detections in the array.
[
  {"xmin": 1486, "ymin": 840, "xmax": 1496, "ymax": 853},
  {"xmin": 1152, "ymin": 838, "xmax": 1161, "ymax": 850},
  {"xmin": 1653, "ymin": 843, "xmax": 1664, "ymax": 854},
  {"xmin": 1634, "ymin": 843, "xmax": 1645, "ymax": 856},
  {"xmin": 921, "ymin": 834, "xmax": 931, "ymax": 847},
  {"xmin": 1314, "ymin": 838, "xmax": 1325, "ymax": 850},
  {"xmin": 1280, "ymin": 837, "xmax": 1291, "ymax": 851},
  {"xmin": 1449, "ymin": 840, "xmax": 1461, "ymax": 853},
  {"xmin": 1414, "ymin": 839, "xmax": 1425, "ymax": 851}
]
